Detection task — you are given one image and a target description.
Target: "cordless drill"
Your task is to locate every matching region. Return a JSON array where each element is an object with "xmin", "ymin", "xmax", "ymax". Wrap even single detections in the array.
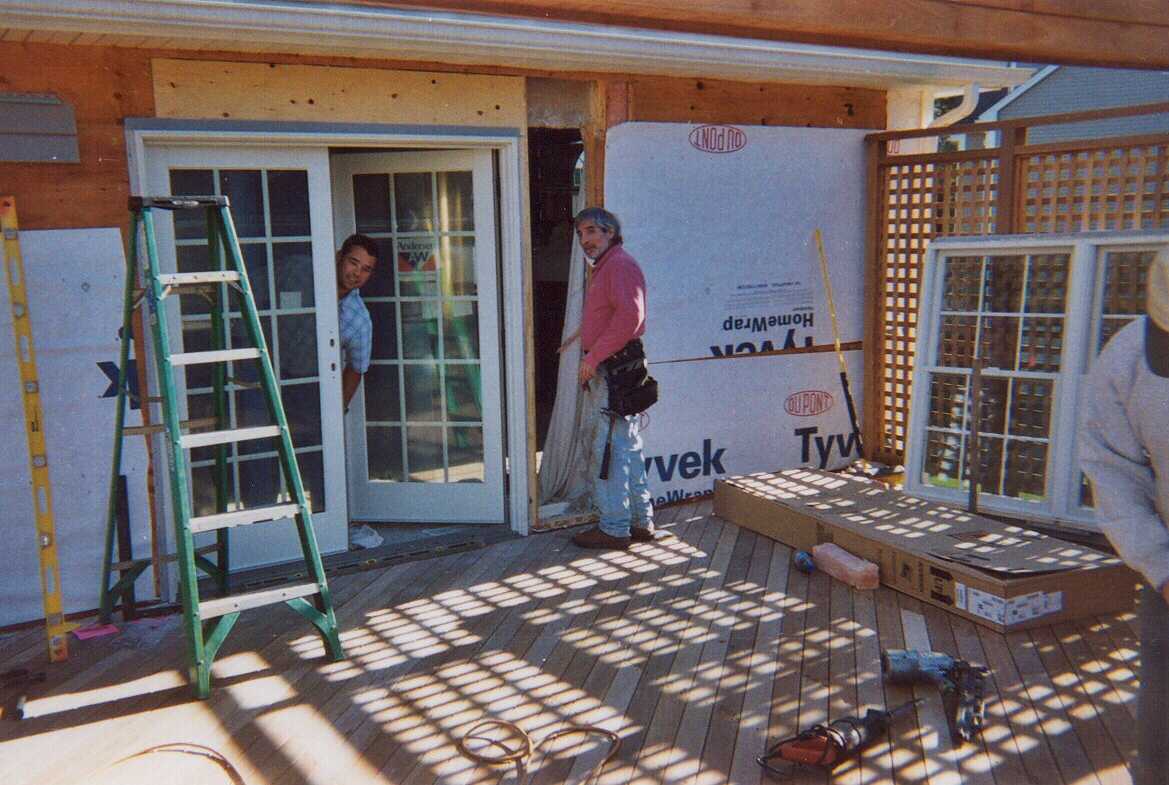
[
  {"xmin": 881, "ymin": 649, "xmax": 990, "ymax": 744},
  {"xmin": 757, "ymin": 700, "xmax": 919, "ymax": 777}
]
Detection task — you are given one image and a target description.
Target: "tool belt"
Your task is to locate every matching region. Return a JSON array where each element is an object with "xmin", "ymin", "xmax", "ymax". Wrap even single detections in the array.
[{"xmin": 600, "ymin": 338, "xmax": 658, "ymax": 417}]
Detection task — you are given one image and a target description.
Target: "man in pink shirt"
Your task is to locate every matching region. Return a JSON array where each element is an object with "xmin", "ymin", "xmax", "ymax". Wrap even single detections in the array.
[{"xmin": 570, "ymin": 207, "xmax": 656, "ymax": 550}]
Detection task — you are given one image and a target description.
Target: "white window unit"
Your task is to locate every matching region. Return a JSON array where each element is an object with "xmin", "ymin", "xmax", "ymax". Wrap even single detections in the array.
[{"xmin": 906, "ymin": 231, "xmax": 1168, "ymax": 528}]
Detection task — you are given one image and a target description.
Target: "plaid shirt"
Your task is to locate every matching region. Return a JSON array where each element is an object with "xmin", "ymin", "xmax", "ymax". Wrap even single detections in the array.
[{"xmin": 338, "ymin": 289, "xmax": 372, "ymax": 374}]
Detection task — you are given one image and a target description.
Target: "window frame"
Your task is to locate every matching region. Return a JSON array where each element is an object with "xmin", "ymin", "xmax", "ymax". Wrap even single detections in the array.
[{"xmin": 906, "ymin": 230, "xmax": 1169, "ymax": 528}]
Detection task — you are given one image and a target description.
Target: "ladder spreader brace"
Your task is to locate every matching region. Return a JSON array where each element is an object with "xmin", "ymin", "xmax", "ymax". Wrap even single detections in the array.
[{"xmin": 100, "ymin": 195, "xmax": 344, "ymax": 698}]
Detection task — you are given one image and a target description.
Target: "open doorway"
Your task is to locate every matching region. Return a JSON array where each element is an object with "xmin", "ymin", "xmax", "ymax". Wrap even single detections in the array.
[{"xmin": 529, "ymin": 128, "xmax": 583, "ymax": 450}]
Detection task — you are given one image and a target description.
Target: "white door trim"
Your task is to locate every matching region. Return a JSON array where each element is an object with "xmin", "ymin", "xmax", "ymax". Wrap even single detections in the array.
[{"xmin": 126, "ymin": 122, "xmax": 531, "ymax": 536}]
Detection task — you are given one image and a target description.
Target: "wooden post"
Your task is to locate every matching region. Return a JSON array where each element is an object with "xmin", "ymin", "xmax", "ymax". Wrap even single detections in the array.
[
  {"xmin": 993, "ymin": 126, "xmax": 1027, "ymax": 234},
  {"xmin": 861, "ymin": 137, "xmax": 883, "ymax": 462}
]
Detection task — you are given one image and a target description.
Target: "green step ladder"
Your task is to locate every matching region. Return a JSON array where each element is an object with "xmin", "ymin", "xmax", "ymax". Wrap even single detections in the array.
[{"xmin": 99, "ymin": 195, "xmax": 344, "ymax": 698}]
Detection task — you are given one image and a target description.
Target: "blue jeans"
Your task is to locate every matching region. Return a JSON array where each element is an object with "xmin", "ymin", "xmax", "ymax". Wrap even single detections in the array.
[
  {"xmin": 1137, "ymin": 584, "xmax": 1169, "ymax": 785},
  {"xmin": 590, "ymin": 375, "xmax": 654, "ymax": 539}
]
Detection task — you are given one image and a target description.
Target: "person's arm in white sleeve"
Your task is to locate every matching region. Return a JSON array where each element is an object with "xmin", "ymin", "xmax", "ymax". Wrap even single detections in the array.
[{"xmin": 1080, "ymin": 351, "xmax": 1169, "ymax": 594}]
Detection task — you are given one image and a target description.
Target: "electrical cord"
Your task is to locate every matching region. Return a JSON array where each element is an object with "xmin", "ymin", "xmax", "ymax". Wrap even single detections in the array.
[
  {"xmin": 458, "ymin": 719, "xmax": 621, "ymax": 785},
  {"xmin": 96, "ymin": 742, "xmax": 245, "ymax": 784}
]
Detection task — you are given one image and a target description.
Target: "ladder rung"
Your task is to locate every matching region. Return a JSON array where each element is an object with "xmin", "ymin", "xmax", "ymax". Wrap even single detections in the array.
[
  {"xmin": 110, "ymin": 543, "xmax": 218, "ymax": 572},
  {"xmin": 124, "ymin": 416, "xmax": 218, "ymax": 437},
  {"xmin": 156, "ymin": 271, "xmax": 240, "ymax": 287},
  {"xmin": 180, "ymin": 425, "xmax": 280, "ymax": 449},
  {"xmin": 198, "ymin": 582, "xmax": 320, "ymax": 620},
  {"xmin": 169, "ymin": 348, "xmax": 260, "ymax": 366},
  {"xmin": 189, "ymin": 503, "xmax": 300, "ymax": 534}
]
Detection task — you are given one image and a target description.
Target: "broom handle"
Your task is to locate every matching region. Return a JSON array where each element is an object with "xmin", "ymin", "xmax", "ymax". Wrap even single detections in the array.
[{"xmin": 814, "ymin": 229, "xmax": 864, "ymax": 455}]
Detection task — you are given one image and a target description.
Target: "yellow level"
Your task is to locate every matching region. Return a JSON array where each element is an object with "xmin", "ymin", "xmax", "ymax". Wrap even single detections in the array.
[{"xmin": 1, "ymin": 196, "xmax": 69, "ymax": 663}]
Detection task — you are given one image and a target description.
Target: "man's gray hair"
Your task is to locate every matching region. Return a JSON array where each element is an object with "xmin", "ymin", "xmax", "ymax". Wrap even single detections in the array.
[{"xmin": 574, "ymin": 206, "xmax": 623, "ymax": 245}]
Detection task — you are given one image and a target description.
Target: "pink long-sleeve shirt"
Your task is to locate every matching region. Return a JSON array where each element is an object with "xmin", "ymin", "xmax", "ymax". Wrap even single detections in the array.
[{"xmin": 580, "ymin": 244, "xmax": 647, "ymax": 370}]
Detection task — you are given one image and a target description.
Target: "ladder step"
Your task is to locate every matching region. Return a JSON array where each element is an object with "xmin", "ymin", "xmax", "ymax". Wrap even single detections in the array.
[
  {"xmin": 110, "ymin": 543, "xmax": 218, "ymax": 572},
  {"xmin": 189, "ymin": 503, "xmax": 300, "ymax": 534},
  {"xmin": 180, "ymin": 422, "xmax": 280, "ymax": 448},
  {"xmin": 180, "ymin": 425, "xmax": 280, "ymax": 449},
  {"xmin": 124, "ymin": 416, "xmax": 218, "ymax": 437},
  {"xmin": 156, "ymin": 271, "xmax": 240, "ymax": 286},
  {"xmin": 198, "ymin": 582, "xmax": 321, "ymax": 620},
  {"xmin": 169, "ymin": 348, "xmax": 260, "ymax": 366}
]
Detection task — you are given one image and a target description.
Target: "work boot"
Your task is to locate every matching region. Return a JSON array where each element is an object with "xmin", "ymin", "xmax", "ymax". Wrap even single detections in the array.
[
  {"xmin": 572, "ymin": 526, "xmax": 631, "ymax": 551},
  {"xmin": 630, "ymin": 526, "xmax": 660, "ymax": 542}
]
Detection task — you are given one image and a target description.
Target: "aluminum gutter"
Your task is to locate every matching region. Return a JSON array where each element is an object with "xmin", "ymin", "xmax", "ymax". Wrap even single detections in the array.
[{"xmin": 0, "ymin": 0, "xmax": 1033, "ymax": 89}]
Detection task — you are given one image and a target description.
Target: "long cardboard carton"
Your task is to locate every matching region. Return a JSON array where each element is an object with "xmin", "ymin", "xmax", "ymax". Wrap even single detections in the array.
[{"xmin": 713, "ymin": 469, "xmax": 1137, "ymax": 632}]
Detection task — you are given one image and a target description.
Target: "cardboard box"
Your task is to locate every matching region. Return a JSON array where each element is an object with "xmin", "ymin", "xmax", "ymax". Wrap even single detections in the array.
[{"xmin": 713, "ymin": 469, "xmax": 1138, "ymax": 633}]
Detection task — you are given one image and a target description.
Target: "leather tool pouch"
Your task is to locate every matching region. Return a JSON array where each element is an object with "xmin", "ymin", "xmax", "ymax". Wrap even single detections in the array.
[{"xmin": 601, "ymin": 338, "xmax": 659, "ymax": 416}]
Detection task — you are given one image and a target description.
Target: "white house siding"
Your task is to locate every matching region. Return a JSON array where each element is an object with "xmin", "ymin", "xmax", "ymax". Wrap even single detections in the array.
[{"xmin": 999, "ymin": 66, "xmax": 1169, "ymax": 144}]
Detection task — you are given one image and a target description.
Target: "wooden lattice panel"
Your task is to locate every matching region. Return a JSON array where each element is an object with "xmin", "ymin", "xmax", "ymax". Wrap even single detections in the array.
[
  {"xmin": 871, "ymin": 134, "xmax": 1169, "ymax": 468},
  {"xmin": 1018, "ymin": 141, "xmax": 1169, "ymax": 233},
  {"xmin": 872, "ymin": 155, "xmax": 997, "ymax": 464}
]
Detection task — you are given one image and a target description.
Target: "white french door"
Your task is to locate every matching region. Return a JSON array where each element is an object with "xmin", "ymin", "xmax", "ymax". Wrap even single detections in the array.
[
  {"xmin": 331, "ymin": 150, "xmax": 505, "ymax": 523},
  {"xmin": 144, "ymin": 145, "xmax": 347, "ymax": 568}
]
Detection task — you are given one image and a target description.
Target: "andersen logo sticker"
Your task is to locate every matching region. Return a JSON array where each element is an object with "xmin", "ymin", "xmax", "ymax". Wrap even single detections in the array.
[
  {"xmin": 785, "ymin": 390, "xmax": 834, "ymax": 417},
  {"xmin": 688, "ymin": 125, "xmax": 746, "ymax": 154}
]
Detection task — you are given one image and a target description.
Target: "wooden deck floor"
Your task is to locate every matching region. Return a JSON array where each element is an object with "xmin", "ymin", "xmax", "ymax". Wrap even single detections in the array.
[{"xmin": 0, "ymin": 501, "xmax": 1141, "ymax": 785}]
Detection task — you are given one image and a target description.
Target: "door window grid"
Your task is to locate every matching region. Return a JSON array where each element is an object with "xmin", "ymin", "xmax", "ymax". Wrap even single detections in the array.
[
  {"xmin": 168, "ymin": 167, "xmax": 326, "ymax": 512},
  {"xmin": 922, "ymin": 252, "xmax": 1068, "ymax": 504},
  {"xmin": 910, "ymin": 234, "xmax": 1166, "ymax": 526},
  {"xmin": 354, "ymin": 170, "xmax": 485, "ymax": 483}
]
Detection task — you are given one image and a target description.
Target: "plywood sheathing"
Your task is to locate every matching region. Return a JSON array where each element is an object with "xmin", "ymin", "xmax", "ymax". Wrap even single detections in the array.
[
  {"xmin": 527, "ymin": 78, "xmax": 592, "ymax": 128},
  {"xmin": 627, "ymin": 76, "xmax": 884, "ymax": 129},
  {"xmin": 152, "ymin": 59, "xmax": 526, "ymax": 127},
  {"xmin": 0, "ymin": 42, "xmax": 155, "ymax": 229}
]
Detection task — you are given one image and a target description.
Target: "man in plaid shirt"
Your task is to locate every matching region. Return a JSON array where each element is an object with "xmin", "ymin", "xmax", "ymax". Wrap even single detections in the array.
[{"xmin": 337, "ymin": 234, "xmax": 378, "ymax": 411}]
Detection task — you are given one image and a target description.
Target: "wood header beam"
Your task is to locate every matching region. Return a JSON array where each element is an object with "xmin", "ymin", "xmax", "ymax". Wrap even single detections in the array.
[{"xmin": 345, "ymin": 0, "xmax": 1169, "ymax": 69}]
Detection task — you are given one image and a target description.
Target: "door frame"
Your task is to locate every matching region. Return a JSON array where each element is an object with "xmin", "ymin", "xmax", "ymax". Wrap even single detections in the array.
[{"xmin": 126, "ymin": 120, "xmax": 532, "ymax": 537}]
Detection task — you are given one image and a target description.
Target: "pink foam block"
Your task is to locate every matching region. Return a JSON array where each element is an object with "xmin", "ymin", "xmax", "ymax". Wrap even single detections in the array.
[
  {"xmin": 73, "ymin": 623, "xmax": 119, "ymax": 640},
  {"xmin": 812, "ymin": 542, "xmax": 880, "ymax": 590}
]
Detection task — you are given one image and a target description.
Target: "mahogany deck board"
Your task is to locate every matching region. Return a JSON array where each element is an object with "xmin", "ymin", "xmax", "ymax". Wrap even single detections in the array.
[{"xmin": 0, "ymin": 502, "xmax": 1143, "ymax": 785}]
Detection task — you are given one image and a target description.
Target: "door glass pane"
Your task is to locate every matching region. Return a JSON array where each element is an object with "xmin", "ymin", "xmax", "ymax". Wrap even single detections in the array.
[
  {"xmin": 396, "ymin": 237, "xmax": 438, "ymax": 297},
  {"xmin": 274, "ymin": 242, "xmax": 315, "ymax": 309},
  {"xmin": 177, "ymin": 244, "xmax": 213, "ymax": 316},
  {"xmin": 406, "ymin": 425, "xmax": 444, "ymax": 482},
  {"xmin": 278, "ymin": 313, "xmax": 318, "ymax": 379},
  {"xmin": 368, "ymin": 302, "xmax": 399, "ymax": 360},
  {"xmin": 443, "ymin": 300, "xmax": 479, "ymax": 359},
  {"xmin": 364, "ymin": 365, "xmax": 401, "ymax": 423},
  {"xmin": 283, "ymin": 382, "xmax": 322, "ymax": 447},
  {"xmin": 266, "ymin": 171, "xmax": 310, "ymax": 236},
  {"xmin": 448, "ymin": 427, "xmax": 484, "ymax": 483},
  {"xmin": 297, "ymin": 450, "xmax": 326, "ymax": 513},
  {"xmin": 445, "ymin": 364, "xmax": 482, "ymax": 422},
  {"xmin": 170, "ymin": 169, "xmax": 216, "ymax": 239},
  {"xmin": 437, "ymin": 171, "xmax": 474, "ymax": 231},
  {"xmin": 219, "ymin": 170, "xmax": 265, "ymax": 237},
  {"xmin": 404, "ymin": 363, "xmax": 441, "ymax": 421},
  {"xmin": 239, "ymin": 457, "xmax": 282, "ymax": 507},
  {"xmin": 368, "ymin": 426, "xmax": 405, "ymax": 481},
  {"xmin": 440, "ymin": 236, "xmax": 477, "ymax": 296},
  {"xmin": 234, "ymin": 243, "xmax": 270, "ymax": 312},
  {"xmin": 394, "ymin": 172, "xmax": 434, "ymax": 232},
  {"xmin": 401, "ymin": 301, "xmax": 438, "ymax": 359},
  {"xmin": 354, "ymin": 174, "xmax": 392, "ymax": 234}
]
